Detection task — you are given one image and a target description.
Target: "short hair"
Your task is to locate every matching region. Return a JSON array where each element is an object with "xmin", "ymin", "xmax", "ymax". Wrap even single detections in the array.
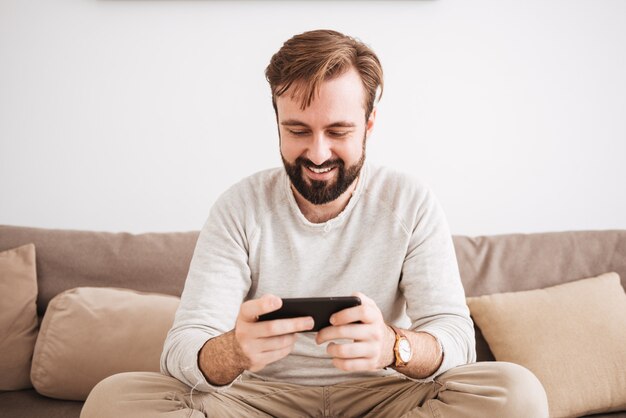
[{"xmin": 265, "ymin": 29, "xmax": 384, "ymax": 121}]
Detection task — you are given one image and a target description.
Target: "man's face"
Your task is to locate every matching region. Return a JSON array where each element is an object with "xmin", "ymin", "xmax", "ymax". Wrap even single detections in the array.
[{"xmin": 277, "ymin": 68, "xmax": 376, "ymax": 205}]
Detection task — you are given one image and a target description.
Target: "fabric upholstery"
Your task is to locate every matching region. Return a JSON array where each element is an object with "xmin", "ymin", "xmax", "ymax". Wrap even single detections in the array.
[
  {"xmin": 0, "ymin": 389, "xmax": 83, "ymax": 418},
  {"xmin": 2, "ymin": 225, "xmax": 626, "ymax": 417},
  {"xmin": 0, "ymin": 225, "xmax": 197, "ymax": 317},
  {"xmin": 0, "ymin": 244, "xmax": 38, "ymax": 390},
  {"xmin": 452, "ymin": 230, "xmax": 626, "ymax": 296},
  {"xmin": 452, "ymin": 230, "xmax": 626, "ymax": 361},
  {"xmin": 30, "ymin": 287, "xmax": 179, "ymax": 401},
  {"xmin": 467, "ymin": 272, "xmax": 626, "ymax": 418}
]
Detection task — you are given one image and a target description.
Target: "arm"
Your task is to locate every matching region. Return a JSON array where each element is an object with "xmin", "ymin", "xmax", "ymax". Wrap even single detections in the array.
[
  {"xmin": 198, "ymin": 331, "xmax": 246, "ymax": 386},
  {"xmin": 316, "ymin": 293, "xmax": 443, "ymax": 380},
  {"xmin": 161, "ymin": 179, "xmax": 318, "ymax": 390},
  {"xmin": 383, "ymin": 327, "xmax": 444, "ymax": 379},
  {"xmin": 391, "ymin": 330, "xmax": 443, "ymax": 378},
  {"xmin": 197, "ymin": 295, "xmax": 315, "ymax": 386},
  {"xmin": 316, "ymin": 186, "xmax": 474, "ymax": 379},
  {"xmin": 399, "ymin": 187, "xmax": 475, "ymax": 376},
  {"xmin": 160, "ymin": 187, "xmax": 253, "ymax": 391}
]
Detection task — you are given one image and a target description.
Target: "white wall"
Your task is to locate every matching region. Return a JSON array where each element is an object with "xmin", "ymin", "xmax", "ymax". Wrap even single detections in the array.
[{"xmin": 1, "ymin": 0, "xmax": 625, "ymax": 236}]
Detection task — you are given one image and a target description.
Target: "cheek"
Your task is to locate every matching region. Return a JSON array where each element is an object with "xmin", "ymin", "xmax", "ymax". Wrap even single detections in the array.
[
  {"xmin": 339, "ymin": 139, "xmax": 365, "ymax": 162},
  {"xmin": 280, "ymin": 139, "xmax": 301, "ymax": 161}
]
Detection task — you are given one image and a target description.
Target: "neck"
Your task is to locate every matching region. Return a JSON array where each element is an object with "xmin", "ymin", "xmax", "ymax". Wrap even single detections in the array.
[{"xmin": 292, "ymin": 177, "xmax": 359, "ymax": 224}]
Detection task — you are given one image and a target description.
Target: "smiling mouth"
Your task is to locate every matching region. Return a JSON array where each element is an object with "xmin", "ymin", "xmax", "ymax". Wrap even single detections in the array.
[
  {"xmin": 308, "ymin": 166, "xmax": 334, "ymax": 174},
  {"xmin": 303, "ymin": 165, "xmax": 337, "ymax": 181}
]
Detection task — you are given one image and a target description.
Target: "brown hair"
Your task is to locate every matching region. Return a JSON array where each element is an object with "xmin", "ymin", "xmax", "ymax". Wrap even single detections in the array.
[{"xmin": 265, "ymin": 29, "xmax": 383, "ymax": 121}]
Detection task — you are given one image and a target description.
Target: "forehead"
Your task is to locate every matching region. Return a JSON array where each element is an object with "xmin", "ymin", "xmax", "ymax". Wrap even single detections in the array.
[{"xmin": 276, "ymin": 68, "xmax": 367, "ymax": 126}]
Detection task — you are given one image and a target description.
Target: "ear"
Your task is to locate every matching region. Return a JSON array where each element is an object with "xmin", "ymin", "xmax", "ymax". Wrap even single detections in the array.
[{"xmin": 365, "ymin": 107, "xmax": 377, "ymax": 139}]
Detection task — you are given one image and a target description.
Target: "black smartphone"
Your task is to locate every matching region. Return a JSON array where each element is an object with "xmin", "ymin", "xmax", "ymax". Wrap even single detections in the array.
[{"xmin": 257, "ymin": 296, "xmax": 362, "ymax": 332}]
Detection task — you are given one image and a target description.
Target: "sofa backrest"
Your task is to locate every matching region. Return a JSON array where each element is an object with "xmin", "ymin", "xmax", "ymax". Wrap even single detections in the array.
[
  {"xmin": 0, "ymin": 225, "xmax": 198, "ymax": 317},
  {"xmin": 2, "ymin": 225, "xmax": 625, "ymax": 361},
  {"xmin": 453, "ymin": 230, "xmax": 626, "ymax": 297},
  {"xmin": 453, "ymin": 230, "xmax": 626, "ymax": 360}
]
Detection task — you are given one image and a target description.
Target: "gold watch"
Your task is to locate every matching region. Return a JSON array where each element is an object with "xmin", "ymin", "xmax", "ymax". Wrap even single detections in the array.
[{"xmin": 390, "ymin": 325, "xmax": 412, "ymax": 367}]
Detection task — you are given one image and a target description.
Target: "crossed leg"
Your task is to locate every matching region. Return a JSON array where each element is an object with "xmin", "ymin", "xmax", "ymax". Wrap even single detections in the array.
[{"xmin": 81, "ymin": 362, "xmax": 548, "ymax": 418}]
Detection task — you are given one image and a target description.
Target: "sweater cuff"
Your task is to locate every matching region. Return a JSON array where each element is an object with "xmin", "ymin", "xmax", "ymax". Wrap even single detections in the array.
[{"xmin": 163, "ymin": 332, "xmax": 242, "ymax": 393}]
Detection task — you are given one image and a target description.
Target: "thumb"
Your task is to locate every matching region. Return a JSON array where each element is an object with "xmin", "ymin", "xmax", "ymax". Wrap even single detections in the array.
[{"xmin": 240, "ymin": 294, "xmax": 282, "ymax": 321}]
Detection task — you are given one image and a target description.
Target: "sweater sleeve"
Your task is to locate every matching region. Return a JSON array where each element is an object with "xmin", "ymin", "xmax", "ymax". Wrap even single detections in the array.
[
  {"xmin": 400, "ymin": 187, "xmax": 476, "ymax": 380},
  {"xmin": 160, "ymin": 188, "xmax": 253, "ymax": 392}
]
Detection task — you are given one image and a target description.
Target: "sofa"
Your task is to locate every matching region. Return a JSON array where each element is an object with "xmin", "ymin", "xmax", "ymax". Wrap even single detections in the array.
[{"xmin": 1, "ymin": 224, "xmax": 625, "ymax": 418}]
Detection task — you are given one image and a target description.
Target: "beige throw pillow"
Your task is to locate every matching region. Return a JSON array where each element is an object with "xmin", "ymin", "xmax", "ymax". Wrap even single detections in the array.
[
  {"xmin": 31, "ymin": 287, "xmax": 179, "ymax": 400},
  {"xmin": 467, "ymin": 272, "xmax": 626, "ymax": 418},
  {"xmin": 0, "ymin": 243, "xmax": 38, "ymax": 390}
]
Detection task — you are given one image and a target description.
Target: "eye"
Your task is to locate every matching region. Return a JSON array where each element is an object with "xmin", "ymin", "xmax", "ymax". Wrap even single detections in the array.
[
  {"xmin": 288, "ymin": 129, "xmax": 309, "ymax": 137},
  {"xmin": 328, "ymin": 131, "xmax": 350, "ymax": 138}
]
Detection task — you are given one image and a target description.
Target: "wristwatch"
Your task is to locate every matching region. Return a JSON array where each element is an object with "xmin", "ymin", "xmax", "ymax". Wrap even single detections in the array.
[{"xmin": 390, "ymin": 325, "xmax": 412, "ymax": 368}]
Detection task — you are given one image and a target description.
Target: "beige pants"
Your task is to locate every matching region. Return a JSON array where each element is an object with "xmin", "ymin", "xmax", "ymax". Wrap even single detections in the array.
[{"xmin": 81, "ymin": 362, "xmax": 548, "ymax": 418}]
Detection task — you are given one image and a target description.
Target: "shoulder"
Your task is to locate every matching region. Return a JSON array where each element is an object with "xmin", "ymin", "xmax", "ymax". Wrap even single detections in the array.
[
  {"xmin": 367, "ymin": 163, "xmax": 424, "ymax": 187},
  {"xmin": 208, "ymin": 167, "xmax": 287, "ymax": 229},
  {"xmin": 215, "ymin": 167, "xmax": 286, "ymax": 210},
  {"xmin": 364, "ymin": 163, "xmax": 433, "ymax": 206},
  {"xmin": 362, "ymin": 163, "xmax": 440, "ymax": 230}
]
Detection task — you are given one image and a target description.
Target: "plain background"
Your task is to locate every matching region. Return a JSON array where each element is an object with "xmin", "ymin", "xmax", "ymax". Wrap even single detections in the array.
[{"xmin": 1, "ymin": 0, "xmax": 625, "ymax": 236}]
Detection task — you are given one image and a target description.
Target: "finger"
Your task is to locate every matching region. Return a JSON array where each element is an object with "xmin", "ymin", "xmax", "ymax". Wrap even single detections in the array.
[
  {"xmin": 248, "ymin": 345, "xmax": 293, "ymax": 372},
  {"xmin": 316, "ymin": 323, "xmax": 374, "ymax": 344},
  {"xmin": 252, "ymin": 334, "xmax": 298, "ymax": 353},
  {"xmin": 250, "ymin": 316, "xmax": 315, "ymax": 338},
  {"xmin": 239, "ymin": 294, "xmax": 282, "ymax": 322},
  {"xmin": 326, "ymin": 341, "xmax": 376, "ymax": 359},
  {"xmin": 353, "ymin": 291, "xmax": 379, "ymax": 309},
  {"xmin": 330, "ymin": 304, "xmax": 380, "ymax": 326},
  {"xmin": 332, "ymin": 357, "xmax": 378, "ymax": 372},
  {"xmin": 330, "ymin": 305, "xmax": 363, "ymax": 326},
  {"xmin": 331, "ymin": 292, "xmax": 379, "ymax": 325}
]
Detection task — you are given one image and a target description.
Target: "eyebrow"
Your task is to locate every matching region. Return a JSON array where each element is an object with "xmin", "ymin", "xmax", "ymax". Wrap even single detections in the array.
[{"xmin": 280, "ymin": 119, "xmax": 356, "ymax": 129}]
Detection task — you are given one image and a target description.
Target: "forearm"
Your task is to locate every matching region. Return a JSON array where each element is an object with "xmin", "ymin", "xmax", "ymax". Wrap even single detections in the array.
[
  {"xmin": 198, "ymin": 330, "xmax": 249, "ymax": 386},
  {"xmin": 386, "ymin": 327, "xmax": 443, "ymax": 379}
]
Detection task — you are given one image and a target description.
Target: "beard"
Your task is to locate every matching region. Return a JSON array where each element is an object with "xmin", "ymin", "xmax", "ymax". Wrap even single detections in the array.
[{"xmin": 281, "ymin": 137, "xmax": 366, "ymax": 206}]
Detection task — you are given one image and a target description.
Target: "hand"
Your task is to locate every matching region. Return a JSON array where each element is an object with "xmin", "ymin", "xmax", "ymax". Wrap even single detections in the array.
[
  {"xmin": 315, "ymin": 292, "xmax": 395, "ymax": 371},
  {"xmin": 235, "ymin": 294, "xmax": 314, "ymax": 372}
]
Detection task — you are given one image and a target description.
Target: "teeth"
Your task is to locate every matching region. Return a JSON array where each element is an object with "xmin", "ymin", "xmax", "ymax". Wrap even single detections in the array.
[{"xmin": 309, "ymin": 167, "xmax": 333, "ymax": 174}]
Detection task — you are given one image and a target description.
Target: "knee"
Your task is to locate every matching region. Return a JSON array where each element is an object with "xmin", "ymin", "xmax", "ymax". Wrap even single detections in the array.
[
  {"xmin": 85, "ymin": 372, "xmax": 139, "ymax": 403},
  {"xmin": 493, "ymin": 362, "xmax": 549, "ymax": 418},
  {"xmin": 81, "ymin": 372, "xmax": 157, "ymax": 418}
]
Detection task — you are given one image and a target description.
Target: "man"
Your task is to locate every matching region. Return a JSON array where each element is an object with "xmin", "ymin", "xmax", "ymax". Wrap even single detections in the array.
[{"xmin": 82, "ymin": 29, "xmax": 548, "ymax": 417}]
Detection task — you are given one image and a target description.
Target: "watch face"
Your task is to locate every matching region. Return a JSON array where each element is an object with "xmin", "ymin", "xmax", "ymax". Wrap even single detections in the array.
[{"xmin": 398, "ymin": 339, "xmax": 412, "ymax": 362}]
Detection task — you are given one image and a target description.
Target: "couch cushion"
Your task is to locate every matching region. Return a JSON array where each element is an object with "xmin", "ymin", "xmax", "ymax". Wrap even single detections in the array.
[
  {"xmin": 0, "ymin": 244, "xmax": 38, "ymax": 391},
  {"xmin": 0, "ymin": 225, "xmax": 198, "ymax": 317},
  {"xmin": 453, "ymin": 230, "xmax": 626, "ymax": 362},
  {"xmin": 467, "ymin": 272, "xmax": 626, "ymax": 418},
  {"xmin": 30, "ymin": 287, "xmax": 179, "ymax": 401}
]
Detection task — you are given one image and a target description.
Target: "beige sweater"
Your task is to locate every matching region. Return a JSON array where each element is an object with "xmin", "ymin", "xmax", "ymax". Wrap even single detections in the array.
[{"xmin": 161, "ymin": 163, "xmax": 475, "ymax": 392}]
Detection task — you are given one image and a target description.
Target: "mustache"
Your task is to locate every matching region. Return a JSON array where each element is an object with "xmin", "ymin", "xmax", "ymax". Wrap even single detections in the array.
[{"xmin": 295, "ymin": 157, "xmax": 344, "ymax": 170}]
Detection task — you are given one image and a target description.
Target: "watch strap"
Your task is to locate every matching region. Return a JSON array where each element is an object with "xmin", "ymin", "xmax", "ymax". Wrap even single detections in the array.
[{"xmin": 389, "ymin": 325, "xmax": 411, "ymax": 368}]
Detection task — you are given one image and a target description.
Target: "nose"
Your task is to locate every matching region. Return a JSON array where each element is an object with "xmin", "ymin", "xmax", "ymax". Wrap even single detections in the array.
[{"xmin": 306, "ymin": 133, "xmax": 332, "ymax": 166}]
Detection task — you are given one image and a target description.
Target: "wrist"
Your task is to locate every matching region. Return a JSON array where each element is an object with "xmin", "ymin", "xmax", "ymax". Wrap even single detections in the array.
[
  {"xmin": 382, "ymin": 324, "xmax": 396, "ymax": 369},
  {"xmin": 198, "ymin": 330, "xmax": 247, "ymax": 386},
  {"xmin": 228, "ymin": 329, "xmax": 251, "ymax": 370}
]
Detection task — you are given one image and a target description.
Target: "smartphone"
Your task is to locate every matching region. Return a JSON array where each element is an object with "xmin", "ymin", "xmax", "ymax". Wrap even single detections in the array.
[{"xmin": 257, "ymin": 296, "xmax": 361, "ymax": 332}]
